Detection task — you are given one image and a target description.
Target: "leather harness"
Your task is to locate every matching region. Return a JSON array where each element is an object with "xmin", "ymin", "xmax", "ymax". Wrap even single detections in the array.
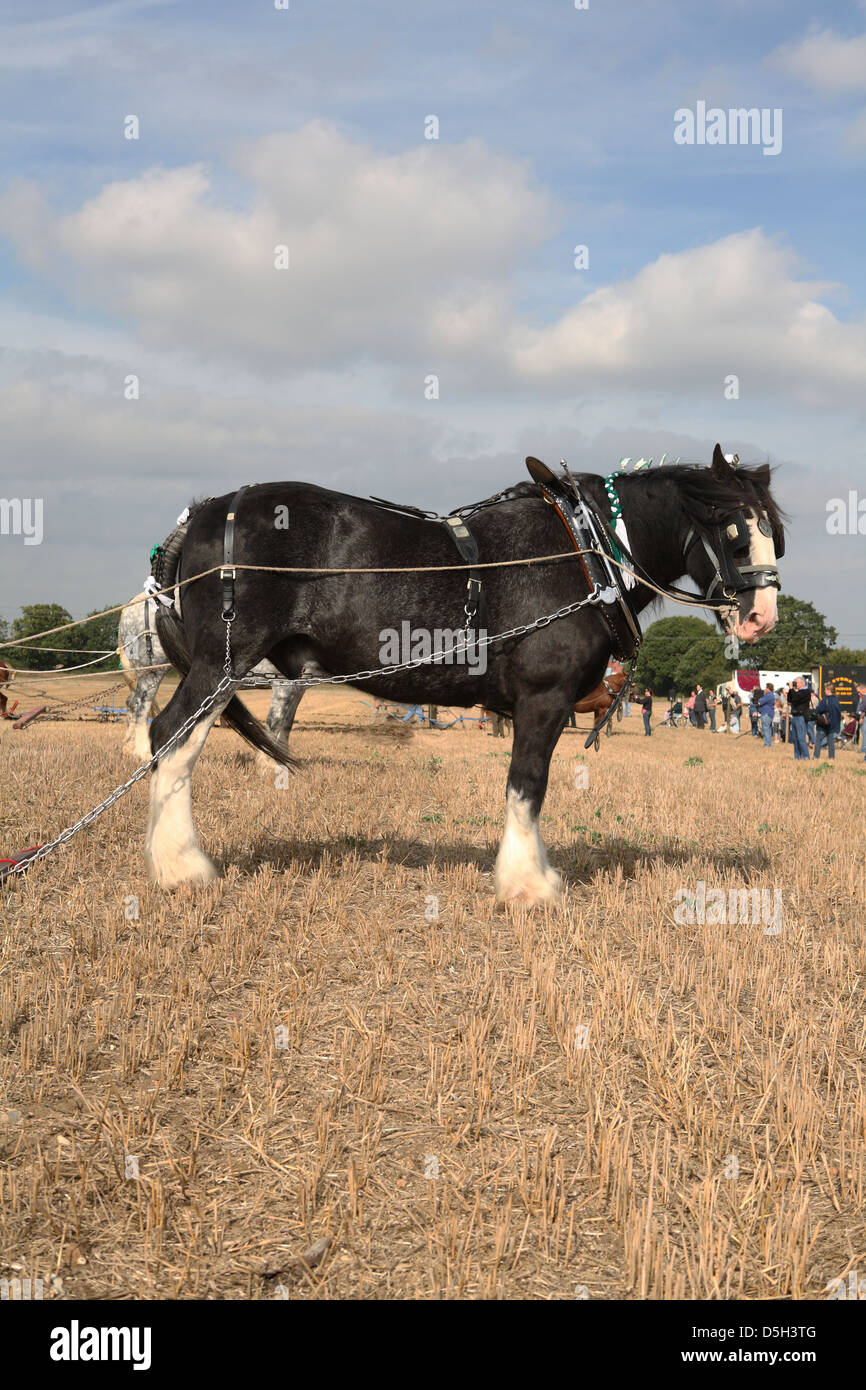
[
  {"xmin": 369, "ymin": 495, "xmax": 489, "ymax": 634},
  {"xmin": 525, "ymin": 456, "xmax": 643, "ymax": 662},
  {"xmin": 199, "ymin": 460, "xmax": 776, "ymax": 675},
  {"xmin": 221, "ymin": 484, "xmax": 249, "ymax": 619},
  {"xmin": 216, "ymin": 485, "xmax": 488, "ymax": 651},
  {"xmin": 212, "ymin": 471, "xmax": 639, "ymax": 667},
  {"xmin": 443, "ymin": 514, "xmax": 487, "ymax": 633},
  {"xmin": 152, "ymin": 460, "xmax": 780, "ymax": 752},
  {"xmin": 143, "ymin": 596, "xmax": 154, "ymax": 668},
  {"xmin": 682, "ymin": 513, "xmax": 783, "ymax": 605}
]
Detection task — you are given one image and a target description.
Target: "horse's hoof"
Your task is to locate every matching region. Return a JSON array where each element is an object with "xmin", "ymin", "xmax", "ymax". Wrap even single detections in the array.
[
  {"xmin": 494, "ymin": 868, "xmax": 563, "ymax": 909},
  {"xmin": 145, "ymin": 846, "xmax": 219, "ymax": 891}
]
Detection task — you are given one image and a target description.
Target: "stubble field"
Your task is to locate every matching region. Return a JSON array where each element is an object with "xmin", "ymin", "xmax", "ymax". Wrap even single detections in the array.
[{"xmin": 1, "ymin": 681, "xmax": 864, "ymax": 1300}]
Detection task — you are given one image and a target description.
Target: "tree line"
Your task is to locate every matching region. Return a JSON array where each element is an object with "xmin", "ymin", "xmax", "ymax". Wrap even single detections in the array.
[{"xmin": 0, "ymin": 604, "xmax": 121, "ymax": 673}]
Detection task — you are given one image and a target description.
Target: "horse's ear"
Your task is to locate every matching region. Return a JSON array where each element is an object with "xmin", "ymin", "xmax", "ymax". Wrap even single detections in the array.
[
  {"xmin": 711, "ymin": 443, "xmax": 730, "ymax": 478},
  {"xmin": 752, "ymin": 461, "xmax": 771, "ymax": 487}
]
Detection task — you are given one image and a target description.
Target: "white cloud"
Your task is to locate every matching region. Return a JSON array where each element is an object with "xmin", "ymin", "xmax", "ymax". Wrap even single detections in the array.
[
  {"xmin": 2, "ymin": 126, "xmax": 865, "ymax": 413},
  {"xmin": 770, "ymin": 27, "xmax": 866, "ymax": 94},
  {"xmin": 505, "ymin": 230, "xmax": 866, "ymax": 409},
  {"xmin": 0, "ymin": 123, "xmax": 552, "ymax": 373}
]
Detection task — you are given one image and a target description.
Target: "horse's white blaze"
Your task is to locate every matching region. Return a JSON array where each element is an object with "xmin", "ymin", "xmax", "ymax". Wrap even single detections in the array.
[
  {"xmin": 735, "ymin": 513, "xmax": 778, "ymax": 641},
  {"xmin": 494, "ymin": 787, "xmax": 562, "ymax": 905},
  {"xmin": 145, "ymin": 712, "xmax": 222, "ymax": 889}
]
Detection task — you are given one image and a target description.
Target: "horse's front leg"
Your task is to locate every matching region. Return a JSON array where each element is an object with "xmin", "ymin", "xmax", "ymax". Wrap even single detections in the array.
[
  {"xmin": 494, "ymin": 689, "xmax": 572, "ymax": 906},
  {"xmin": 145, "ymin": 663, "xmax": 235, "ymax": 889}
]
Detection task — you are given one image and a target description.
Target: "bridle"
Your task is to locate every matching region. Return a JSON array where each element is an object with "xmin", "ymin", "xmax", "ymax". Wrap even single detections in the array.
[{"xmin": 682, "ymin": 507, "xmax": 784, "ymax": 607}]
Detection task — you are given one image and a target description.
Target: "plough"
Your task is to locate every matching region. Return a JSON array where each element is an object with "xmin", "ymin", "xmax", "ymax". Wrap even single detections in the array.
[{"xmin": 12, "ymin": 706, "xmax": 47, "ymax": 730}]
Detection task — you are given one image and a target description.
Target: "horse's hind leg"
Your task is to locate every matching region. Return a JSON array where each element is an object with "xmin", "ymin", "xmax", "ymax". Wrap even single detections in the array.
[
  {"xmin": 145, "ymin": 664, "xmax": 234, "ymax": 889},
  {"xmin": 255, "ymin": 681, "xmax": 304, "ymax": 774},
  {"xmin": 124, "ymin": 668, "xmax": 165, "ymax": 761}
]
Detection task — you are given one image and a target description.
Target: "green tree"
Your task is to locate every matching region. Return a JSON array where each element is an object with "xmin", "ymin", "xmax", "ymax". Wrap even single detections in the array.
[
  {"xmin": 10, "ymin": 604, "xmax": 74, "ymax": 670},
  {"xmin": 745, "ymin": 595, "xmax": 837, "ymax": 670},
  {"xmin": 634, "ymin": 616, "xmax": 719, "ymax": 694},
  {"xmin": 75, "ymin": 607, "xmax": 122, "ymax": 673},
  {"xmin": 826, "ymin": 646, "xmax": 866, "ymax": 666},
  {"xmin": 673, "ymin": 634, "xmax": 730, "ymax": 693},
  {"xmin": 7, "ymin": 603, "xmax": 121, "ymax": 672}
]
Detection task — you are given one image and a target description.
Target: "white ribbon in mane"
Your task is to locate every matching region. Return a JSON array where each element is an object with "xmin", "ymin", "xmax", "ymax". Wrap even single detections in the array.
[{"xmin": 142, "ymin": 575, "xmax": 174, "ymax": 608}]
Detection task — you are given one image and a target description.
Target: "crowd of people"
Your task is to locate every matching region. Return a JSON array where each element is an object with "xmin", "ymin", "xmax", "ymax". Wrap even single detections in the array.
[
  {"xmin": 385, "ymin": 680, "xmax": 866, "ymax": 764},
  {"xmin": 652, "ymin": 678, "xmax": 866, "ymax": 762}
]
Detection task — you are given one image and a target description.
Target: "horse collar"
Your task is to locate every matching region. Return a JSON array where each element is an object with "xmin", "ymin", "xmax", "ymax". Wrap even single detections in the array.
[{"xmin": 525, "ymin": 457, "xmax": 642, "ymax": 661}]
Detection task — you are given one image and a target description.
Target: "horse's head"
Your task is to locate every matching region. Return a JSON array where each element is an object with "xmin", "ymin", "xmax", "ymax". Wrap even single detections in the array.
[{"xmin": 679, "ymin": 445, "xmax": 784, "ymax": 644}]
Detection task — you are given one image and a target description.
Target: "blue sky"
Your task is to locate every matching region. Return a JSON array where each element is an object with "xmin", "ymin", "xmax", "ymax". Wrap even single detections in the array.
[{"xmin": 0, "ymin": 0, "xmax": 864, "ymax": 644}]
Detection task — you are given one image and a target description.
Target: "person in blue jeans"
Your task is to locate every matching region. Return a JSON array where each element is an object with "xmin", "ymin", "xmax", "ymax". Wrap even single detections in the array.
[
  {"xmin": 641, "ymin": 688, "xmax": 653, "ymax": 736},
  {"xmin": 813, "ymin": 684, "xmax": 842, "ymax": 760},
  {"xmin": 758, "ymin": 683, "xmax": 776, "ymax": 747},
  {"xmin": 787, "ymin": 677, "xmax": 811, "ymax": 761}
]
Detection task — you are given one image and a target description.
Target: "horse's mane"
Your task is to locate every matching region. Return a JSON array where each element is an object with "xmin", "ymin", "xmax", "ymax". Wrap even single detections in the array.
[
  {"xmin": 460, "ymin": 463, "xmax": 786, "ymax": 554},
  {"xmin": 646, "ymin": 462, "xmax": 787, "ymax": 554}
]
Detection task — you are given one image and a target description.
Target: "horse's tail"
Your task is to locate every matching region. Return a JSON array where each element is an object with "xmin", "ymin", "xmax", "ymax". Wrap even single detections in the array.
[{"xmin": 152, "ymin": 520, "xmax": 294, "ymax": 771}]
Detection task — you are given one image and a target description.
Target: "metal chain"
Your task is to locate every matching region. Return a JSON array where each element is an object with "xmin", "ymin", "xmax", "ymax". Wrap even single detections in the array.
[
  {"xmin": 231, "ymin": 583, "xmax": 606, "ymax": 687},
  {"xmin": 6, "ymin": 585, "xmax": 605, "ymax": 881},
  {"xmin": 4, "ymin": 676, "xmax": 235, "ymax": 879},
  {"xmin": 11, "ymin": 681, "xmax": 129, "ymax": 721}
]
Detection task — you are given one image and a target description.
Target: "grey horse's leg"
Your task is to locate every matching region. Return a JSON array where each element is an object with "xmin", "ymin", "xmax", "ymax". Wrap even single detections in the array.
[
  {"xmin": 255, "ymin": 681, "xmax": 304, "ymax": 772},
  {"xmin": 118, "ymin": 596, "xmax": 166, "ymax": 760},
  {"xmin": 125, "ymin": 667, "xmax": 165, "ymax": 760},
  {"xmin": 267, "ymin": 682, "xmax": 304, "ymax": 747}
]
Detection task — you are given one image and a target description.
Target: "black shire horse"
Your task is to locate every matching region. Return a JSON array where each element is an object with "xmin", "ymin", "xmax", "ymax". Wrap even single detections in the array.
[{"xmin": 146, "ymin": 446, "xmax": 783, "ymax": 902}]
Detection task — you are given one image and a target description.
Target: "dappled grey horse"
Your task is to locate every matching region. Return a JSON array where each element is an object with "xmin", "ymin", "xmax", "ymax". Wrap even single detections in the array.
[{"xmin": 118, "ymin": 595, "xmax": 304, "ymax": 764}]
